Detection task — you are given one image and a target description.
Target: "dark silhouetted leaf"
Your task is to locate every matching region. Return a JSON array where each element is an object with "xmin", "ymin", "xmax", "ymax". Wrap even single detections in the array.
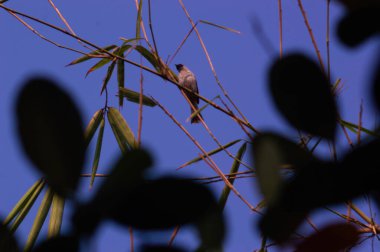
[
  {"xmin": 25, "ymin": 188, "xmax": 54, "ymax": 252},
  {"xmin": 295, "ymin": 223, "xmax": 359, "ymax": 252},
  {"xmin": 337, "ymin": 7, "xmax": 380, "ymax": 47},
  {"xmin": 119, "ymin": 87, "xmax": 157, "ymax": 107},
  {"xmin": 33, "ymin": 236, "xmax": 79, "ymax": 252},
  {"xmin": 141, "ymin": 245, "xmax": 187, "ymax": 252},
  {"xmin": 269, "ymin": 54, "xmax": 338, "ymax": 139},
  {"xmin": 195, "ymin": 209, "xmax": 225, "ymax": 251},
  {"xmin": 66, "ymin": 45, "xmax": 117, "ymax": 66},
  {"xmin": 252, "ymin": 133, "xmax": 316, "ymax": 206},
  {"xmin": 117, "ymin": 59, "xmax": 125, "ymax": 107},
  {"xmin": 0, "ymin": 223, "xmax": 20, "ymax": 252},
  {"xmin": 372, "ymin": 58, "xmax": 380, "ymax": 111},
  {"xmin": 16, "ymin": 78, "xmax": 85, "ymax": 196},
  {"xmin": 72, "ymin": 149, "xmax": 153, "ymax": 235},
  {"xmin": 107, "ymin": 107, "xmax": 137, "ymax": 151}
]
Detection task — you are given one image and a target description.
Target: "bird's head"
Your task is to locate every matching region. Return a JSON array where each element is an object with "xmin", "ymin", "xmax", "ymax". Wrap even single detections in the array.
[{"xmin": 175, "ymin": 64, "xmax": 184, "ymax": 72}]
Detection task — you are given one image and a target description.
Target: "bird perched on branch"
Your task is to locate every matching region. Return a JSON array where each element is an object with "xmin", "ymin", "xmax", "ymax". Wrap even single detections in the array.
[{"xmin": 175, "ymin": 64, "xmax": 202, "ymax": 124}]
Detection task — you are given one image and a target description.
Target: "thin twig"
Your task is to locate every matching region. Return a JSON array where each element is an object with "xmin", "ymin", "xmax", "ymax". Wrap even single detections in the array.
[
  {"xmin": 357, "ymin": 100, "xmax": 364, "ymax": 145},
  {"xmin": 168, "ymin": 21, "xmax": 198, "ymax": 65},
  {"xmin": 178, "ymin": 0, "xmax": 254, "ymax": 128},
  {"xmin": 129, "ymin": 227, "xmax": 134, "ymax": 252},
  {"xmin": 278, "ymin": 0, "xmax": 283, "ymax": 58},
  {"xmin": 152, "ymin": 97, "xmax": 258, "ymax": 213},
  {"xmin": 297, "ymin": 0, "xmax": 326, "ymax": 73}
]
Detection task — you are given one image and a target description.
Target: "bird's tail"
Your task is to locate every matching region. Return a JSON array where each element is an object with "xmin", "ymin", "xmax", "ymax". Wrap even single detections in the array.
[{"xmin": 190, "ymin": 104, "xmax": 202, "ymax": 124}]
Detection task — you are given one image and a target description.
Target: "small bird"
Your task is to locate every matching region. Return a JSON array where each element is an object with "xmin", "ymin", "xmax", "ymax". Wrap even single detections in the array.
[{"xmin": 175, "ymin": 64, "xmax": 202, "ymax": 123}]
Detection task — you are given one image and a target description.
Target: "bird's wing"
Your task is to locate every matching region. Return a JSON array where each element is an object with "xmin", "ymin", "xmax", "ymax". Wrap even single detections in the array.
[{"xmin": 184, "ymin": 74, "xmax": 199, "ymax": 104}]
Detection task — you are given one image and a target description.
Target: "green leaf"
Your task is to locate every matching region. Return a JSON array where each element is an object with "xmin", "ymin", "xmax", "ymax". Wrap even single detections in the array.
[
  {"xmin": 3, "ymin": 179, "xmax": 44, "ymax": 226},
  {"xmin": 179, "ymin": 139, "xmax": 241, "ymax": 168},
  {"xmin": 85, "ymin": 57, "xmax": 113, "ymax": 77},
  {"xmin": 100, "ymin": 60, "xmax": 116, "ymax": 94},
  {"xmin": 8, "ymin": 181, "xmax": 45, "ymax": 234},
  {"xmin": 119, "ymin": 87, "xmax": 156, "ymax": 107},
  {"xmin": 339, "ymin": 119, "xmax": 380, "ymax": 137},
  {"xmin": 16, "ymin": 78, "xmax": 86, "ymax": 197},
  {"xmin": 24, "ymin": 188, "xmax": 54, "ymax": 252},
  {"xmin": 199, "ymin": 20, "xmax": 241, "ymax": 34},
  {"xmin": 134, "ymin": 45, "xmax": 160, "ymax": 72},
  {"xmin": 219, "ymin": 143, "xmax": 247, "ymax": 210},
  {"xmin": 66, "ymin": 45, "xmax": 117, "ymax": 66},
  {"xmin": 84, "ymin": 109, "xmax": 104, "ymax": 148},
  {"xmin": 90, "ymin": 117, "xmax": 105, "ymax": 188},
  {"xmin": 48, "ymin": 194, "xmax": 65, "ymax": 238},
  {"xmin": 117, "ymin": 59, "xmax": 125, "ymax": 108},
  {"xmin": 107, "ymin": 107, "xmax": 137, "ymax": 151},
  {"xmin": 136, "ymin": 0, "xmax": 143, "ymax": 39},
  {"xmin": 120, "ymin": 37, "xmax": 144, "ymax": 44},
  {"xmin": 188, "ymin": 95, "xmax": 219, "ymax": 122}
]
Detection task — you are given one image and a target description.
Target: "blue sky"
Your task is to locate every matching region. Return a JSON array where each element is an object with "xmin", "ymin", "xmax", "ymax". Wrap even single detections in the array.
[{"xmin": 0, "ymin": 1, "xmax": 379, "ymax": 251}]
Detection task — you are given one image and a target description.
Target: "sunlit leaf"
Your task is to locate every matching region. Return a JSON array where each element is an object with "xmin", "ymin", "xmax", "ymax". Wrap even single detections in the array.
[
  {"xmin": 84, "ymin": 109, "xmax": 104, "ymax": 148},
  {"xmin": 295, "ymin": 223, "xmax": 359, "ymax": 252},
  {"xmin": 66, "ymin": 45, "xmax": 117, "ymax": 66},
  {"xmin": 219, "ymin": 143, "xmax": 247, "ymax": 209},
  {"xmin": 119, "ymin": 87, "xmax": 156, "ymax": 107},
  {"xmin": 269, "ymin": 53, "xmax": 338, "ymax": 139},
  {"xmin": 3, "ymin": 179, "xmax": 43, "ymax": 226},
  {"xmin": 339, "ymin": 119, "xmax": 380, "ymax": 137},
  {"xmin": 24, "ymin": 188, "xmax": 54, "ymax": 252},
  {"xmin": 90, "ymin": 117, "xmax": 105, "ymax": 188},
  {"xmin": 179, "ymin": 139, "xmax": 241, "ymax": 169},
  {"xmin": 100, "ymin": 60, "xmax": 116, "ymax": 94},
  {"xmin": 107, "ymin": 107, "xmax": 137, "ymax": 151},
  {"xmin": 16, "ymin": 78, "xmax": 85, "ymax": 196},
  {"xmin": 8, "ymin": 181, "xmax": 45, "ymax": 234},
  {"xmin": 48, "ymin": 193, "xmax": 65, "ymax": 238}
]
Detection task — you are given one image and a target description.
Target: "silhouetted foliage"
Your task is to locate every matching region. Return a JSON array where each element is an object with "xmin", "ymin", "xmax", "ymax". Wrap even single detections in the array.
[
  {"xmin": 0, "ymin": 222, "xmax": 20, "ymax": 252},
  {"xmin": 269, "ymin": 54, "xmax": 338, "ymax": 139},
  {"xmin": 16, "ymin": 78, "xmax": 85, "ymax": 197},
  {"xmin": 32, "ymin": 236, "xmax": 79, "ymax": 252}
]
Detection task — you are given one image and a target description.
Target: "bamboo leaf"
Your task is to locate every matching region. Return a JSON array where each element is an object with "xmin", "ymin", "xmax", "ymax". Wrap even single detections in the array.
[
  {"xmin": 84, "ymin": 109, "xmax": 104, "ymax": 148},
  {"xmin": 119, "ymin": 87, "xmax": 156, "ymax": 107},
  {"xmin": 24, "ymin": 188, "xmax": 54, "ymax": 252},
  {"xmin": 16, "ymin": 78, "xmax": 86, "ymax": 197},
  {"xmin": 179, "ymin": 139, "xmax": 241, "ymax": 169},
  {"xmin": 134, "ymin": 45, "xmax": 160, "ymax": 72},
  {"xmin": 85, "ymin": 57, "xmax": 113, "ymax": 77},
  {"xmin": 0, "ymin": 223, "xmax": 20, "ymax": 252},
  {"xmin": 66, "ymin": 45, "xmax": 117, "ymax": 66},
  {"xmin": 199, "ymin": 20, "xmax": 241, "ymax": 34},
  {"xmin": 48, "ymin": 194, "xmax": 65, "ymax": 238},
  {"xmin": 340, "ymin": 119, "xmax": 380, "ymax": 137},
  {"xmin": 3, "ymin": 179, "xmax": 43, "ymax": 226},
  {"xmin": 90, "ymin": 117, "xmax": 105, "ymax": 188},
  {"xmin": 136, "ymin": 0, "xmax": 143, "ymax": 39},
  {"xmin": 218, "ymin": 143, "xmax": 247, "ymax": 210},
  {"xmin": 117, "ymin": 59, "xmax": 125, "ymax": 108},
  {"xmin": 100, "ymin": 60, "xmax": 116, "ymax": 94},
  {"xmin": 9, "ymin": 181, "xmax": 46, "ymax": 234},
  {"xmin": 107, "ymin": 107, "xmax": 137, "ymax": 151},
  {"xmin": 120, "ymin": 37, "xmax": 143, "ymax": 44}
]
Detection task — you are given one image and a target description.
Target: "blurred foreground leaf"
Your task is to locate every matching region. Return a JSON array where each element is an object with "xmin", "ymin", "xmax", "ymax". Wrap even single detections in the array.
[{"xmin": 16, "ymin": 78, "xmax": 85, "ymax": 197}]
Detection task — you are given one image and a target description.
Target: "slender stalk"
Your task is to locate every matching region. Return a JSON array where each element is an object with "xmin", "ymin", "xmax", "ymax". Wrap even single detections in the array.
[{"xmin": 297, "ymin": 0, "xmax": 326, "ymax": 73}]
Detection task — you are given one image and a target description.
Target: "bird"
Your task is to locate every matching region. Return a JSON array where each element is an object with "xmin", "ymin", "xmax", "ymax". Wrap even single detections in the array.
[{"xmin": 175, "ymin": 64, "xmax": 202, "ymax": 123}]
